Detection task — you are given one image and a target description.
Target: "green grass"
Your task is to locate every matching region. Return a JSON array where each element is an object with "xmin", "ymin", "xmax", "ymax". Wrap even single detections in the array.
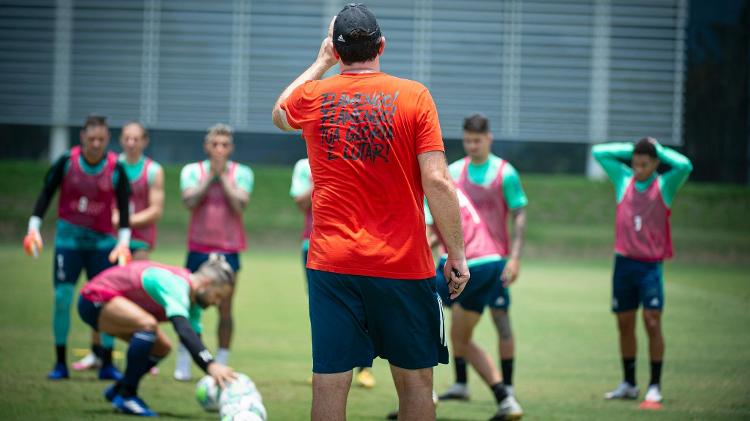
[
  {"xmin": 0, "ymin": 244, "xmax": 748, "ymax": 420},
  {"xmin": 1, "ymin": 161, "xmax": 749, "ymax": 262}
]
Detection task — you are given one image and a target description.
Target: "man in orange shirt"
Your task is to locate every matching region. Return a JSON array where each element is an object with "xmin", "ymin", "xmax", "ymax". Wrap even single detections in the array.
[{"xmin": 272, "ymin": 4, "xmax": 468, "ymax": 421}]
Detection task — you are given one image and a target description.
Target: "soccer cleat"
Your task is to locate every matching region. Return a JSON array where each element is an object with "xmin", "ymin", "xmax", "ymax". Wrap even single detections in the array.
[
  {"xmin": 112, "ymin": 394, "xmax": 158, "ymax": 417},
  {"xmin": 173, "ymin": 368, "xmax": 192, "ymax": 382},
  {"xmin": 438, "ymin": 383, "xmax": 470, "ymax": 401},
  {"xmin": 149, "ymin": 366, "xmax": 159, "ymax": 376},
  {"xmin": 98, "ymin": 364, "xmax": 123, "ymax": 381},
  {"xmin": 47, "ymin": 362, "xmax": 69, "ymax": 380},
  {"xmin": 604, "ymin": 382, "xmax": 639, "ymax": 400},
  {"xmin": 72, "ymin": 352, "xmax": 101, "ymax": 371},
  {"xmin": 104, "ymin": 383, "xmax": 120, "ymax": 402},
  {"xmin": 355, "ymin": 368, "xmax": 376, "ymax": 389},
  {"xmin": 490, "ymin": 395, "xmax": 524, "ymax": 421},
  {"xmin": 643, "ymin": 384, "xmax": 663, "ymax": 403}
]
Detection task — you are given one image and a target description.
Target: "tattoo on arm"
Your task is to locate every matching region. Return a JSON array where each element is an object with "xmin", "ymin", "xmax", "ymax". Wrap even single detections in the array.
[{"xmin": 510, "ymin": 208, "xmax": 526, "ymax": 259}]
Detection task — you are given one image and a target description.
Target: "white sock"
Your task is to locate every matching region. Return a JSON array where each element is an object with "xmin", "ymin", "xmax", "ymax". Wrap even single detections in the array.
[
  {"xmin": 175, "ymin": 344, "xmax": 191, "ymax": 373},
  {"xmin": 216, "ymin": 348, "xmax": 230, "ymax": 365}
]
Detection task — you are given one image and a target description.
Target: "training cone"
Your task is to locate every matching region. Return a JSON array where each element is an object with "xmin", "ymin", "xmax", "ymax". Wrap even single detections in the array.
[{"xmin": 639, "ymin": 401, "xmax": 663, "ymax": 410}]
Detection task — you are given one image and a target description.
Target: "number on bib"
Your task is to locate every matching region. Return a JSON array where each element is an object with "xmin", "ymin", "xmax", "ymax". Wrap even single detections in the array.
[
  {"xmin": 77, "ymin": 197, "xmax": 88, "ymax": 213},
  {"xmin": 634, "ymin": 215, "xmax": 642, "ymax": 232}
]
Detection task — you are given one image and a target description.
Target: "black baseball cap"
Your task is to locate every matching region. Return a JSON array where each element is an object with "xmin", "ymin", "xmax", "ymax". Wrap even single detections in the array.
[{"xmin": 333, "ymin": 3, "xmax": 381, "ymax": 46}]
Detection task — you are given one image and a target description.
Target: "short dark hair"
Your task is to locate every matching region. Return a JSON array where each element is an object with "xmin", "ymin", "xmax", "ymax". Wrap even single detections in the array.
[
  {"xmin": 334, "ymin": 31, "xmax": 381, "ymax": 65},
  {"xmin": 463, "ymin": 113, "xmax": 490, "ymax": 133},
  {"xmin": 84, "ymin": 114, "xmax": 107, "ymax": 130},
  {"xmin": 633, "ymin": 137, "xmax": 657, "ymax": 158}
]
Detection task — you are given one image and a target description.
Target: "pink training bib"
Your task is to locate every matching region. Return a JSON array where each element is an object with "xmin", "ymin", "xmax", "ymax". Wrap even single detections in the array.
[
  {"xmin": 456, "ymin": 157, "xmax": 510, "ymax": 257},
  {"xmin": 129, "ymin": 158, "xmax": 157, "ymax": 249},
  {"xmin": 615, "ymin": 177, "xmax": 673, "ymax": 262},
  {"xmin": 435, "ymin": 187, "xmax": 499, "ymax": 261},
  {"xmin": 187, "ymin": 162, "xmax": 247, "ymax": 253},
  {"xmin": 81, "ymin": 261, "xmax": 192, "ymax": 322},
  {"xmin": 58, "ymin": 146, "xmax": 117, "ymax": 234}
]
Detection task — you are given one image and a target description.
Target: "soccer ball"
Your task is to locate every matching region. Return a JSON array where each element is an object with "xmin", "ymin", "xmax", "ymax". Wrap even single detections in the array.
[
  {"xmin": 195, "ymin": 375, "xmax": 221, "ymax": 412},
  {"xmin": 221, "ymin": 408, "xmax": 265, "ymax": 421},
  {"xmin": 220, "ymin": 373, "xmax": 266, "ymax": 420}
]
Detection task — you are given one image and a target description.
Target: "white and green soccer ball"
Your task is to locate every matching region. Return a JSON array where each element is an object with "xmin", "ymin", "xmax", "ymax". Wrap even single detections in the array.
[
  {"xmin": 195, "ymin": 375, "xmax": 221, "ymax": 412},
  {"xmin": 220, "ymin": 374, "xmax": 266, "ymax": 420}
]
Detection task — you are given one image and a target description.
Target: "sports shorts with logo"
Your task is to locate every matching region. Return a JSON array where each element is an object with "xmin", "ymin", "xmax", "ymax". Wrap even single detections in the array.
[
  {"xmin": 307, "ymin": 269, "xmax": 449, "ymax": 374},
  {"xmin": 611, "ymin": 254, "xmax": 664, "ymax": 312},
  {"xmin": 436, "ymin": 257, "xmax": 510, "ymax": 313}
]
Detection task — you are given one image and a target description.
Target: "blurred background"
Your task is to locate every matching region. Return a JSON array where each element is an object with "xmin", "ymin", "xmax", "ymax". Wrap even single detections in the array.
[{"xmin": 0, "ymin": 0, "xmax": 747, "ymax": 182}]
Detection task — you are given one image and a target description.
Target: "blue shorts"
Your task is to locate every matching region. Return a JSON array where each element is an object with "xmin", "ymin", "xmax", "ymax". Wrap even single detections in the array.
[
  {"xmin": 612, "ymin": 255, "xmax": 664, "ymax": 312},
  {"xmin": 53, "ymin": 247, "xmax": 114, "ymax": 286},
  {"xmin": 307, "ymin": 269, "xmax": 449, "ymax": 373},
  {"xmin": 436, "ymin": 258, "xmax": 510, "ymax": 313},
  {"xmin": 185, "ymin": 251, "xmax": 241, "ymax": 273},
  {"xmin": 77, "ymin": 295, "xmax": 103, "ymax": 331}
]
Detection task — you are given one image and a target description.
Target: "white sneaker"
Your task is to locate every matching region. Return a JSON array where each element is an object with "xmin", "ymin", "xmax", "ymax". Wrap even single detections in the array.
[
  {"xmin": 72, "ymin": 352, "xmax": 101, "ymax": 371},
  {"xmin": 173, "ymin": 344, "xmax": 192, "ymax": 381},
  {"xmin": 604, "ymin": 382, "xmax": 639, "ymax": 400},
  {"xmin": 438, "ymin": 383, "xmax": 470, "ymax": 401},
  {"xmin": 491, "ymin": 395, "xmax": 523, "ymax": 420},
  {"xmin": 643, "ymin": 384, "xmax": 663, "ymax": 403}
]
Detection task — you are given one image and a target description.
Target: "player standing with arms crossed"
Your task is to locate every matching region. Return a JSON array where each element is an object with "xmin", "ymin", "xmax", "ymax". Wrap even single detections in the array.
[
  {"xmin": 290, "ymin": 157, "xmax": 377, "ymax": 389},
  {"xmin": 114, "ymin": 122, "xmax": 164, "ymax": 260},
  {"xmin": 273, "ymin": 5, "xmax": 468, "ymax": 420},
  {"xmin": 174, "ymin": 123, "xmax": 254, "ymax": 380},
  {"xmin": 435, "ymin": 114, "xmax": 526, "ymax": 419},
  {"xmin": 593, "ymin": 137, "xmax": 692, "ymax": 408},
  {"xmin": 23, "ymin": 114, "xmax": 132, "ymax": 380}
]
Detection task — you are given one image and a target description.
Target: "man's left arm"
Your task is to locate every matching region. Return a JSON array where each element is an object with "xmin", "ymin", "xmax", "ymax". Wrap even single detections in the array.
[
  {"xmin": 655, "ymin": 143, "xmax": 693, "ymax": 207},
  {"xmin": 109, "ymin": 164, "xmax": 132, "ymax": 264},
  {"xmin": 134, "ymin": 164, "xmax": 165, "ymax": 227},
  {"xmin": 501, "ymin": 165, "xmax": 528, "ymax": 287},
  {"xmin": 219, "ymin": 165, "xmax": 252, "ymax": 214}
]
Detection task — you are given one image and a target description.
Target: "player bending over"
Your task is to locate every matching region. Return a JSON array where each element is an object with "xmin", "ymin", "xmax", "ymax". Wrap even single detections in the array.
[
  {"xmin": 77, "ymin": 256, "xmax": 236, "ymax": 416},
  {"xmin": 593, "ymin": 137, "xmax": 692, "ymax": 408}
]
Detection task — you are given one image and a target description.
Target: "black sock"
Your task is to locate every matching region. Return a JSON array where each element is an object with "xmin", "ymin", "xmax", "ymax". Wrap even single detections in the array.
[
  {"xmin": 490, "ymin": 382, "xmax": 508, "ymax": 403},
  {"xmin": 102, "ymin": 347, "xmax": 113, "ymax": 367},
  {"xmin": 122, "ymin": 331, "xmax": 156, "ymax": 395},
  {"xmin": 92, "ymin": 344, "xmax": 104, "ymax": 359},
  {"xmin": 454, "ymin": 357, "xmax": 467, "ymax": 384},
  {"xmin": 623, "ymin": 358, "xmax": 636, "ymax": 386},
  {"xmin": 55, "ymin": 345, "xmax": 66, "ymax": 365},
  {"xmin": 120, "ymin": 383, "xmax": 137, "ymax": 398},
  {"xmin": 146, "ymin": 355, "xmax": 163, "ymax": 372},
  {"xmin": 650, "ymin": 361, "xmax": 662, "ymax": 386},
  {"xmin": 501, "ymin": 358, "xmax": 514, "ymax": 386}
]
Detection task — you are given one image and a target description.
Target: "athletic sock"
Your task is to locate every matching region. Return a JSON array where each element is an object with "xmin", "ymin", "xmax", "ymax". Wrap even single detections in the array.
[
  {"xmin": 146, "ymin": 355, "xmax": 164, "ymax": 371},
  {"xmin": 501, "ymin": 358, "xmax": 514, "ymax": 386},
  {"xmin": 623, "ymin": 358, "xmax": 636, "ymax": 386},
  {"xmin": 649, "ymin": 361, "xmax": 662, "ymax": 386},
  {"xmin": 92, "ymin": 344, "xmax": 104, "ymax": 360},
  {"xmin": 55, "ymin": 345, "xmax": 66, "ymax": 365},
  {"xmin": 454, "ymin": 357, "xmax": 467, "ymax": 384},
  {"xmin": 122, "ymin": 330, "xmax": 156, "ymax": 393},
  {"xmin": 102, "ymin": 347, "xmax": 113, "ymax": 367},
  {"xmin": 216, "ymin": 348, "xmax": 230, "ymax": 365},
  {"xmin": 120, "ymin": 383, "xmax": 137, "ymax": 398},
  {"xmin": 490, "ymin": 382, "xmax": 508, "ymax": 403}
]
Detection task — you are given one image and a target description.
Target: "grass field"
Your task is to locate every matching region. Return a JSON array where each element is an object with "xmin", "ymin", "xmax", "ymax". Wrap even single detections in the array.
[{"xmin": 0, "ymin": 245, "xmax": 748, "ymax": 420}]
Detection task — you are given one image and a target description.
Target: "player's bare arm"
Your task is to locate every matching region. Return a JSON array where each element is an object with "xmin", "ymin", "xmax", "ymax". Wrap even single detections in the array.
[
  {"xmin": 418, "ymin": 151, "xmax": 469, "ymax": 298},
  {"xmin": 218, "ymin": 171, "xmax": 249, "ymax": 215},
  {"xmin": 182, "ymin": 174, "xmax": 213, "ymax": 209},
  {"xmin": 272, "ymin": 17, "xmax": 337, "ymax": 132},
  {"xmin": 113, "ymin": 166, "xmax": 165, "ymax": 229},
  {"xmin": 502, "ymin": 207, "xmax": 526, "ymax": 287},
  {"xmin": 293, "ymin": 188, "xmax": 312, "ymax": 213}
]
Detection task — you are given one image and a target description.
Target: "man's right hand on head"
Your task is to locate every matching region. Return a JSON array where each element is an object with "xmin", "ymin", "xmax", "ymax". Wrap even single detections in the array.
[{"xmin": 23, "ymin": 230, "xmax": 43, "ymax": 258}]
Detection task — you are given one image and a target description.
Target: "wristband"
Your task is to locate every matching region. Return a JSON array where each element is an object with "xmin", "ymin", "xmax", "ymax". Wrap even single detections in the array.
[
  {"xmin": 117, "ymin": 228, "xmax": 131, "ymax": 245},
  {"xmin": 28, "ymin": 216, "xmax": 42, "ymax": 233}
]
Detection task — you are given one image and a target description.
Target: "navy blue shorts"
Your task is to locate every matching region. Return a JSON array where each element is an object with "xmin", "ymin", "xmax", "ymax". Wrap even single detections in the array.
[
  {"xmin": 436, "ymin": 258, "xmax": 510, "ymax": 313},
  {"xmin": 53, "ymin": 247, "xmax": 114, "ymax": 286},
  {"xmin": 612, "ymin": 255, "xmax": 664, "ymax": 312},
  {"xmin": 186, "ymin": 251, "xmax": 241, "ymax": 273},
  {"xmin": 307, "ymin": 269, "xmax": 449, "ymax": 373},
  {"xmin": 77, "ymin": 295, "xmax": 103, "ymax": 331}
]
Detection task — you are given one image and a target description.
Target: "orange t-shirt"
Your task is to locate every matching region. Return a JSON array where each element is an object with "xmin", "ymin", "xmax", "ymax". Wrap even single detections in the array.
[{"xmin": 281, "ymin": 72, "xmax": 444, "ymax": 279}]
